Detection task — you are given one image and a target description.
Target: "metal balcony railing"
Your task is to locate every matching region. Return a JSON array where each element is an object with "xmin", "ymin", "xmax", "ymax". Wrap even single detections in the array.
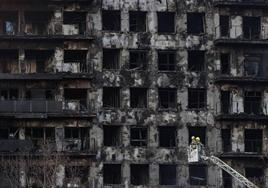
[
  {"xmin": 214, "ymin": 0, "xmax": 268, "ymax": 3},
  {"xmin": 215, "ymin": 25, "xmax": 268, "ymax": 40},
  {"xmin": 215, "ymin": 101, "xmax": 268, "ymax": 115},
  {"xmin": 0, "ymin": 100, "xmax": 90, "ymax": 113}
]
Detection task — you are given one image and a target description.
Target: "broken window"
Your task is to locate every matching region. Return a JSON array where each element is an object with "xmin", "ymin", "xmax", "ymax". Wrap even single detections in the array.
[
  {"xmin": 64, "ymin": 127, "xmax": 89, "ymax": 151},
  {"xmin": 187, "ymin": 13, "xmax": 204, "ymax": 34},
  {"xmin": 64, "ymin": 50, "xmax": 88, "ymax": 73},
  {"xmin": 222, "ymin": 170, "xmax": 232, "ymax": 188},
  {"xmin": 25, "ymin": 127, "xmax": 55, "ymax": 150},
  {"xmin": 65, "ymin": 166, "xmax": 89, "ymax": 187},
  {"xmin": 129, "ymin": 11, "xmax": 146, "ymax": 32},
  {"xmin": 102, "ymin": 10, "xmax": 121, "ymax": 31},
  {"xmin": 0, "ymin": 88, "xmax": 18, "ymax": 100},
  {"xmin": 220, "ymin": 53, "xmax": 230, "ymax": 74},
  {"xmin": 189, "ymin": 164, "xmax": 207, "ymax": 186},
  {"xmin": 63, "ymin": 11, "xmax": 87, "ymax": 35},
  {"xmin": 243, "ymin": 17, "xmax": 260, "ymax": 39},
  {"xmin": 244, "ymin": 91, "xmax": 262, "ymax": 115},
  {"xmin": 159, "ymin": 126, "xmax": 176, "ymax": 147},
  {"xmin": 130, "ymin": 164, "xmax": 149, "ymax": 185},
  {"xmin": 158, "ymin": 88, "xmax": 177, "ymax": 109},
  {"xmin": 103, "ymin": 126, "xmax": 121, "ymax": 146},
  {"xmin": 0, "ymin": 11, "xmax": 18, "ymax": 35},
  {"xmin": 0, "ymin": 49, "xmax": 18, "ymax": 73},
  {"xmin": 25, "ymin": 11, "xmax": 52, "ymax": 35},
  {"xmin": 158, "ymin": 51, "xmax": 176, "ymax": 71},
  {"xmin": 159, "ymin": 164, "xmax": 176, "ymax": 185},
  {"xmin": 64, "ymin": 89, "xmax": 88, "ymax": 111},
  {"xmin": 130, "ymin": 127, "xmax": 147, "ymax": 147},
  {"xmin": 244, "ymin": 54, "xmax": 261, "ymax": 77},
  {"xmin": 221, "ymin": 129, "xmax": 231, "ymax": 152},
  {"xmin": 221, "ymin": 90, "xmax": 230, "ymax": 114},
  {"xmin": 244, "ymin": 129, "xmax": 262, "ymax": 153},
  {"xmin": 188, "ymin": 88, "xmax": 206, "ymax": 109},
  {"xmin": 103, "ymin": 164, "xmax": 121, "ymax": 184},
  {"xmin": 129, "ymin": 50, "xmax": 147, "ymax": 70},
  {"xmin": 188, "ymin": 50, "xmax": 205, "ymax": 72},
  {"xmin": 25, "ymin": 50, "xmax": 53, "ymax": 73},
  {"xmin": 103, "ymin": 87, "xmax": 120, "ymax": 108},
  {"xmin": 130, "ymin": 88, "xmax": 147, "ymax": 108},
  {"xmin": 188, "ymin": 127, "xmax": 206, "ymax": 145},
  {"xmin": 220, "ymin": 15, "xmax": 230, "ymax": 37},
  {"xmin": 157, "ymin": 12, "xmax": 175, "ymax": 33},
  {"xmin": 102, "ymin": 49, "xmax": 120, "ymax": 70},
  {"xmin": 25, "ymin": 89, "xmax": 54, "ymax": 100},
  {"xmin": 245, "ymin": 167, "xmax": 264, "ymax": 187}
]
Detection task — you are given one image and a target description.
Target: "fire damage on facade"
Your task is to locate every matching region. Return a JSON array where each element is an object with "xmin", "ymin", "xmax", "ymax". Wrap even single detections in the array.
[{"xmin": 0, "ymin": 0, "xmax": 267, "ymax": 187}]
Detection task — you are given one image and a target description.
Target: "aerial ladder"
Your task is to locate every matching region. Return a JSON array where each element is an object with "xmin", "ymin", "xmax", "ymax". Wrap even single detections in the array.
[{"xmin": 188, "ymin": 136, "xmax": 259, "ymax": 188}]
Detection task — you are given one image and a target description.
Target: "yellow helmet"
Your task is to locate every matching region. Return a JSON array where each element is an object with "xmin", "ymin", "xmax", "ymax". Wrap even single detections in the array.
[
  {"xmin": 191, "ymin": 136, "xmax": 195, "ymax": 140},
  {"xmin": 196, "ymin": 137, "xmax": 200, "ymax": 142}
]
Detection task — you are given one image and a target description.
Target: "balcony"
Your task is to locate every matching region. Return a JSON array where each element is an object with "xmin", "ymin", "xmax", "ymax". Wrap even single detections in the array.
[
  {"xmin": 219, "ymin": 139, "xmax": 264, "ymax": 158},
  {"xmin": 214, "ymin": 0, "xmax": 268, "ymax": 8},
  {"xmin": 215, "ymin": 25, "xmax": 268, "ymax": 46},
  {"xmin": 0, "ymin": 100, "xmax": 94, "ymax": 118},
  {"xmin": 0, "ymin": 20, "xmax": 93, "ymax": 41},
  {"xmin": 215, "ymin": 101, "xmax": 268, "ymax": 121}
]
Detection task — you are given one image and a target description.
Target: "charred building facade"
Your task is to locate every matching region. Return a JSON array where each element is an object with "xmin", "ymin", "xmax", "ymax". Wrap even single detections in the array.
[{"xmin": 0, "ymin": 0, "xmax": 267, "ymax": 187}]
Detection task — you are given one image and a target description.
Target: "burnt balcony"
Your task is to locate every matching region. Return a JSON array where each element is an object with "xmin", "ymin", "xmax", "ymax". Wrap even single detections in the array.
[
  {"xmin": 215, "ymin": 101, "xmax": 268, "ymax": 121},
  {"xmin": 215, "ymin": 25, "xmax": 268, "ymax": 46},
  {"xmin": 0, "ymin": 100, "xmax": 93, "ymax": 118},
  {"xmin": 214, "ymin": 0, "xmax": 268, "ymax": 8},
  {"xmin": 219, "ymin": 139, "xmax": 264, "ymax": 158}
]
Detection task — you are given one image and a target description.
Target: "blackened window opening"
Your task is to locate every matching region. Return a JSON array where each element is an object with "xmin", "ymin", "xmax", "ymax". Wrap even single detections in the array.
[
  {"xmin": 103, "ymin": 87, "xmax": 120, "ymax": 108},
  {"xmin": 244, "ymin": 54, "xmax": 261, "ymax": 77},
  {"xmin": 25, "ymin": 11, "xmax": 52, "ymax": 35},
  {"xmin": 189, "ymin": 164, "xmax": 207, "ymax": 186},
  {"xmin": 221, "ymin": 90, "xmax": 230, "ymax": 114},
  {"xmin": 103, "ymin": 49, "xmax": 120, "ymax": 70},
  {"xmin": 129, "ymin": 50, "xmax": 147, "ymax": 70},
  {"xmin": 103, "ymin": 126, "xmax": 121, "ymax": 146},
  {"xmin": 188, "ymin": 88, "xmax": 206, "ymax": 109},
  {"xmin": 158, "ymin": 51, "xmax": 175, "ymax": 71},
  {"xmin": 220, "ymin": 15, "xmax": 229, "ymax": 37},
  {"xmin": 63, "ymin": 11, "xmax": 87, "ymax": 35},
  {"xmin": 187, "ymin": 13, "xmax": 204, "ymax": 34},
  {"xmin": 243, "ymin": 17, "xmax": 260, "ymax": 39},
  {"xmin": 158, "ymin": 88, "xmax": 177, "ymax": 108},
  {"xmin": 220, "ymin": 53, "xmax": 230, "ymax": 74},
  {"xmin": 130, "ymin": 164, "xmax": 149, "ymax": 185},
  {"xmin": 245, "ymin": 167, "xmax": 264, "ymax": 187},
  {"xmin": 129, "ymin": 11, "xmax": 146, "ymax": 32},
  {"xmin": 64, "ymin": 89, "xmax": 87, "ymax": 111},
  {"xmin": 159, "ymin": 126, "xmax": 176, "ymax": 147},
  {"xmin": 64, "ymin": 50, "xmax": 88, "ymax": 73},
  {"xmin": 65, "ymin": 166, "xmax": 89, "ymax": 185},
  {"xmin": 157, "ymin": 12, "xmax": 175, "ymax": 33},
  {"xmin": 130, "ymin": 88, "xmax": 147, "ymax": 108},
  {"xmin": 221, "ymin": 129, "xmax": 231, "ymax": 152},
  {"xmin": 103, "ymin": 164, "xmax": 121, "ymax": 184},
  {"xmin": 0, "ymin": 49, "xmax": 18, "ymax": 73},
  {"xmin": 188, "ymin": 50, "xmax": 205, "ymax": 72},
  {"xmin": 244, "ymin": 129, "xmax": 262, "ymax": 153},
  {"xmin": 130, "ymin": 127, "xmax": 147, "ymax": 147},
  {"xmin": 244, "ymin": 91, "xmax": 262, "ymax": 115},
  {"xmin": 222, "ymin": 170, "xmax": 232, "ymax": 188},
  {"xmin": 159, "ymin": 164, "xmax": 176, "ymax": 185},
  {"xmin": 102, "ymin": 10, "xmax": 121, "ymax": 31},
  {"xmin": 0, "ymin": 11, "xmax": 18, "ymax": 35}
]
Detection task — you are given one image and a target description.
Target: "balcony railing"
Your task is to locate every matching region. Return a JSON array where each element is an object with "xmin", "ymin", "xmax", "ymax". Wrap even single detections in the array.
[
  {"xmin": 215, "ymin": 101, "xmax": 268, "ymax": 115},
  {"xmin": 214, "ymin": 0, "xmax": 268, "ymax": 3},
  {"xmin": 0, "ymin": 20, "xmax": 92, "ymax": 38},
  {"xmin": 0, "ymin": 100, "xmax": 90, "ymax": 113},
  {"xmin": 215, "ymin": 25, "xmax": 268, "ymax": 40}
]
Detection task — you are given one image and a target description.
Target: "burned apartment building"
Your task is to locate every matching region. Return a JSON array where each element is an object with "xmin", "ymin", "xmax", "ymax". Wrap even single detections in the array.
[{"xmin": 0, "ymin": 0, "xmax": 268, "ymax": 187}]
